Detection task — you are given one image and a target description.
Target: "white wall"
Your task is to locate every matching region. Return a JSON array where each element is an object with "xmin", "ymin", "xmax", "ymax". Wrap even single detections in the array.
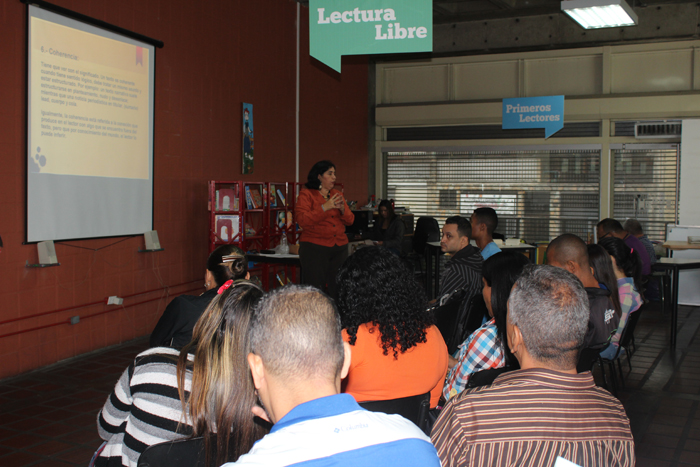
[{"xmin": 680, "ymin": 120, "xmax": 700, "ymax": 225}]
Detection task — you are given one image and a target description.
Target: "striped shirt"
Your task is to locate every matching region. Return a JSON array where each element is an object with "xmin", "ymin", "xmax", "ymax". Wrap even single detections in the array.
[
  {"xmin": 96, "ymin": 347, "xmax": 193, "ymax": 467},
  {"xmin": 443, "ymin": 318, "xmax": 505, "ymax": 401},
  {"xmin": 431, "ymin": 368, "xmax": 635, "ymax": 467},
  {"xmin": 439, "ymin": 245, "xmax": 483, "ymax": 320}
]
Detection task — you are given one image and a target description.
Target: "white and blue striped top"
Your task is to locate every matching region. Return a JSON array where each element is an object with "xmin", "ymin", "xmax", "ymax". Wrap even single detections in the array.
[{"xmin": 226, "ymin": 393, "xmax": 441, "ymax": 467}]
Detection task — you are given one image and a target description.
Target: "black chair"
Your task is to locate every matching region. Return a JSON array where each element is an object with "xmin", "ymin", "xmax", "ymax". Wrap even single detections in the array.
[
  {"xmin": 465, "ymin": 366, "xmax": 512, "ymax": 389},
  {"xmin": 599, "ymin": 306, "xmax": 646, "ymax": 393},
  {"xmin": 138, "ymin": 437, "xmax": 213, "ymax": 467},
  {"xmin": 360, "ymin": 392, "xmax": 431, "ymax": 435},
  {"xmin": 622, "ymin": 305, "xmax": 644, "ymax": 360},
  {"xmin": 577, "ymin": 345, "xmax": 617, "ymax": 394},
  {"xmin": 412, "ymin": 217, "xmax": 440, "ymax": 255},
  {"xmin": 435, "ymin": 292, "xmax": 489, "ymax": 355}
]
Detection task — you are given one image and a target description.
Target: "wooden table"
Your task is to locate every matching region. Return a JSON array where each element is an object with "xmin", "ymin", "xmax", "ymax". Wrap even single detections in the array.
[
  {"xmin": 662, "ymin": 241, "xmax": 700, "ymax": 252},
  {"xmin": 652, "ymin": 257, "xmax": 700, "ymax": 348}
]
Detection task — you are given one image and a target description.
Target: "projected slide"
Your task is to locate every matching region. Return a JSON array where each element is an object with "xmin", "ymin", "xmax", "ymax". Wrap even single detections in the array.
[
  {"xmin": 31, "ymin": 18, "xmax": 149, "ymax": 179},
  {"xmin": 27, "ymin": 5, "xmax": 156, "ymax": 242}
]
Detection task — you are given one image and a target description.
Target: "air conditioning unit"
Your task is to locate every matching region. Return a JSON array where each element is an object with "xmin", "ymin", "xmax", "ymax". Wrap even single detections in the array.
[{"xmin": 634, "ymin": 121, "xmax": 681, "ymax": 139}]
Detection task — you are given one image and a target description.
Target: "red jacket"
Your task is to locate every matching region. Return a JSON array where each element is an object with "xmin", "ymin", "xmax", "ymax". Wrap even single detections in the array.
[{"xmin": 296, "ymin": 188, "xmax": 354, "ymax": 247}]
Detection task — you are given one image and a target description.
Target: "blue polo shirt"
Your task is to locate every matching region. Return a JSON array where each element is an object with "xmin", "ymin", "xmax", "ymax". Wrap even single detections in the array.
[
  {"xmin": 226, "ymin": 394, "xmax": 440, "ymax": 467},
  {"xmin": 480, "ymin": 241, "xmax": 502, "ymax": 260}
]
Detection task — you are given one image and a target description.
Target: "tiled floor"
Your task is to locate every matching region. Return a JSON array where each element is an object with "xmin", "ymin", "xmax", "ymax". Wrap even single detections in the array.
[{"xmin": 0, "ymin": 302, "xmax": 699, "ymax": 466}]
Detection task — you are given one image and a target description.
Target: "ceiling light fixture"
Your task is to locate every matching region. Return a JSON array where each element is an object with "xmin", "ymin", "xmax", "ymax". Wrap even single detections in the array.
[{"xmin": 561, "ymin": 0, "xmax": 638, "ymax": 29}]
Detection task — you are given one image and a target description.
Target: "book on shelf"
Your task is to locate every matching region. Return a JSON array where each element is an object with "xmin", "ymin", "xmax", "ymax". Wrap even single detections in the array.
[
  {"xmin": 269, "ymin": 188, "xmax": 277, "ymax": 207},
  {"xmin": 277, "ymin": 211, "xmax": 286, "ymax": 229},
  {"xmin": 245, "ymin": 186, "xmax": 255, "ymax": 209},
  {"xmin": 216, "ymin": 188, "xmax": 238, "ymax": 211},
  {"xmin": 262, "ymin": 186, "xmax": 268, "ymax": 207},
  {"xmin": 276, "ymin": 270, "xmax": 292, "ymax": 287},
  {"xmin": 250, "ymin": 187, "xmax": 263, "ymax": 209},
  {"xmin": 277, "ymin": 189, "xmax": 286, "ymax": 207},
  {"xmin": 215, "ymin": 215, "xmax": 239, "ymax": 242},
  {"xmin": 244, "ymin": 223, "xmax": 256, "ymax": 236}
]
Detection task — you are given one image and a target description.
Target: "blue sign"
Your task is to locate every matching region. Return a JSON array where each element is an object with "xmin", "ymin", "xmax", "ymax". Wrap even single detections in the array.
[{"xmin": 502, "ymin": 96, "xmax": 564, "ymax": 138}]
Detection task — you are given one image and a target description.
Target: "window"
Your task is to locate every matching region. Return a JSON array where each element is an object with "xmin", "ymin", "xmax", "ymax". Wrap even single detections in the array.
[
  {"xmin": 386, "ymin": 148, "xmax": 601, "ymax": 242},
  {"xmin": 612, "ymin": 144, "xmax": 679, "ymax": 239}
]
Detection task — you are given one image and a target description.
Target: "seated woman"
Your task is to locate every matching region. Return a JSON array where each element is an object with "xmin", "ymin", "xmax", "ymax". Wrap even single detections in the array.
[
  {"xmin": 598, "ymin": 237, "xmax": 644, "ymax": 359},
  {"xmin": 95, "ymin": 281, "xmax": 266, "ymax": 467},
  {"xmin": 372, "ymin": 199, "xmax": 405, "ymax": 255},
  {"xmin": 442, "ymin": 251, "xmax": 529, "ymax": 401},
  {"xmin": 588, "ymin": 243, "xmax": 622, "ymax": 316},
  {"xmin": 149, "ymin": 245, "xmax": 248, "ymax": 349},
  {"xmin": 337, "ymin": 246, "xmax": 448, "ymax": 408}
]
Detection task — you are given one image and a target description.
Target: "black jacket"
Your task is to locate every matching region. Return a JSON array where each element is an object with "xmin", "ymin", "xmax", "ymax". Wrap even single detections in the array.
[
  {"xmin": 149, "ymin": 288, "xmax": 218, "ymax": 349},
  {"xmin": 371, "ymin": 216, "xmax": 405, "ymax": 251},
  {"xmin": 584, "ymin": 287, "xmax": 620, "ymax": 349}
]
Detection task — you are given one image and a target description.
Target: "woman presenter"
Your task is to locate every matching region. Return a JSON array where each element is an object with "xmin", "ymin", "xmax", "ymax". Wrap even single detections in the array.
[{"xmin": 296, "ymin": 160, "xmax": 354, "ymax": 298}]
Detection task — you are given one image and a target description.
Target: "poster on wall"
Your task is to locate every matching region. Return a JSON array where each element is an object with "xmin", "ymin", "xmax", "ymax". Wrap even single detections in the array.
[
  {"xmin": 242, "ymin": 103, "xmax": 254, "ymax": 174},
  {"xmin": 309, "ymin": 0, "xmax": 432, "ymax": 73}
]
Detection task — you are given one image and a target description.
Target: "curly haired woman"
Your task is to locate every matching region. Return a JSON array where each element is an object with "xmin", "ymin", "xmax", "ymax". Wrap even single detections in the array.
[{"xmin": 336, "ymin": 246, "xmax": 448, "ymax": 408}]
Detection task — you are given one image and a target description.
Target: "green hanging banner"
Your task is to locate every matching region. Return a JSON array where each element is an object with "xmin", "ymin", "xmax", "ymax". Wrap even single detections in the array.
[{"xmin": 309, "ymin": 0, "xmax": 433, "ymax": 73}]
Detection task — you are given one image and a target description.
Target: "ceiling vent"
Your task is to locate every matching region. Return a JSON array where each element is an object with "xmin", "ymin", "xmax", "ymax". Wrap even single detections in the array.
[{"xmin": 634, "ymin": 121, "xmax": 681, "ymax": 139}]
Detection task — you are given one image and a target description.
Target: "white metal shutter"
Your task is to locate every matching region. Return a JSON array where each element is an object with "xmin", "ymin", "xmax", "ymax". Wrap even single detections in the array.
[{"xmin": 386, "ymin": 147, "xmax": 601, "ymax": 243}]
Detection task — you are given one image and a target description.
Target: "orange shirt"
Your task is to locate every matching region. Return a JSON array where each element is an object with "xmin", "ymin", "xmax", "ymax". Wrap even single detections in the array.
[
  {"xmin": 342, "ymin": 324, "xmax": 448, "ymax": 408},
  {"xmin": 295, "ymin": 188, "xmax": 354, "ymax": 247}
]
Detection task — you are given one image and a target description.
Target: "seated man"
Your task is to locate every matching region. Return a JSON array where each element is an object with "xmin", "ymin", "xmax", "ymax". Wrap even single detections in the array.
[
  {"xmin": 547, "ymin": 234, "xmax": 619, "ymax": 349},
  {"xmin": 228, "ymin": 285, "xmax": 440, "ymax": 467},
  {"xmin": 470, "ymin": 207, "xmax": 501, "ymax": 260},
  {"xmin": 432, "ymin": 265, "xmax": 635, "ymax": 467},
  {"xmin": 438, "ymin": 216, "xmax": 483, "ymax": 307},
  {"xmin": 623, "ymin": 218, "xmax": 657, "ymax": 267},
  {"xmin": 597, "ymin": 218, "xmax": 651, "ymax": 275}
]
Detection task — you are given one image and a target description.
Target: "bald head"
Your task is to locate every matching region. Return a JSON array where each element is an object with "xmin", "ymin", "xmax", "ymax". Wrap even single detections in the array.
[
  {"xmin": 547, "ymin": 234, "xmax": 589, "ymax": 269},
  {"xmin": 546, "ymin": 234, "xmax": 598, "ymax": 288}
]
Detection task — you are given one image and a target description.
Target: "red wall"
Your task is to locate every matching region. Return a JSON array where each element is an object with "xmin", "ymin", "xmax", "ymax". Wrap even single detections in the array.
[{"xmin": 0, "ymin": 0, "xmax": 368, "ymax": 378}]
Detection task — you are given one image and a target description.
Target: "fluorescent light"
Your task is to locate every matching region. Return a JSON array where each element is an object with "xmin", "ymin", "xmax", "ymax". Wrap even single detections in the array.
[{"xmin": 561, "ymin": 0, "xmax": 638, "ymax": 29}]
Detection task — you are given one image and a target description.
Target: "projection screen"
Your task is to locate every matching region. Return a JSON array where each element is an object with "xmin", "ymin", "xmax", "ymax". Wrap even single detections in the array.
[{"xmin": 26, "ymin": 4, "xmax": 156, "ymax": 242}]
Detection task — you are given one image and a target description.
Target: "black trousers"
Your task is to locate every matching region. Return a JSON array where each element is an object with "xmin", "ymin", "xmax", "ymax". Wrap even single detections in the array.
[{"xmin": 299, "ymin": 242, "xmax": 348, "ymax": 299}]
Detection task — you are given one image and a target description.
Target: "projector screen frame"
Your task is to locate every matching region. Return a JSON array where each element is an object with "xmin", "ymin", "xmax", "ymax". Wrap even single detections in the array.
[{"xmin": 23, "ymin": 0, "xmax": 164, "ymax": 244}]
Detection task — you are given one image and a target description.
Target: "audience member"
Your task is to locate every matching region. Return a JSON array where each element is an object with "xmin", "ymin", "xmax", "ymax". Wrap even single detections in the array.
[
  {"xmin": 229, "ymin": 285, "xmax": 441, "ymax": 466},
  {"xmin": 623, "ymin": 218, "xmax": 657, "ymax": 267},
  {"xmin": 372, "ymin": 199, "xmax": 405, "ymax": 255},
  {"xmin": 150, "ymin": 245, "xmax": 249, "ymax": 349},
  {"xmin": 546, "ymin": 234, "xmax": 619, "ymax": 348},
  {"xmin": 336, "ymin": 246, "xmax": 448, "ymax": 407},
  {"xmin": 587, "ymin": 243, "xmax": 622, "ymax": 315},
  {"xmin": 597, "ymin": 218, "xmax": 651, "ymax": 275},
  {"xmin": 470, "ymin": 207, "xmax": 501, "ymax": 260},
  {"xmin": 96, "ymin": 281, "xmax": 265, "ymax": 467},
  {"xmin": 432, "ymin": 265, "xmax": 635, "ymax": 467},
  {"xmin": 598, "ymin": 237, "xmax": 644, "ymax": 359},
  {"xmin": 443, "ymin": 251, "xmax": 528, "ymax": 401},
  {"xmin": 438, "ymin": 216, "xmax": 483, "ymax": 312}
]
